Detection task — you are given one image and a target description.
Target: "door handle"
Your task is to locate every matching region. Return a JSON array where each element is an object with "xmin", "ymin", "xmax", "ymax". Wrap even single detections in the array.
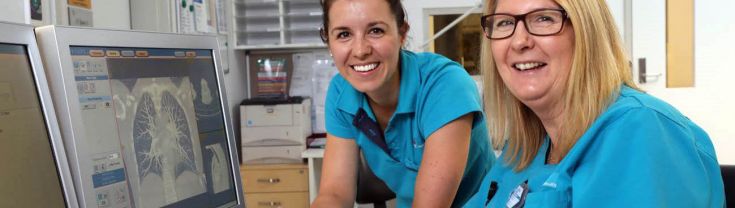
[{"xmin": 638, "ymin": 58, "xmax": 662, "ymax": 83}]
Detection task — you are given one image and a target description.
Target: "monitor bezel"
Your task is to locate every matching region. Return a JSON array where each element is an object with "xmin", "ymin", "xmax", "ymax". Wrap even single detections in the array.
[
  {"xmin": 34, "ymin": 25, "xmax": 244, "ymax": 208},
  {"xmin": 0, "ymin": 21, "xmax": 80, "ymax": 208}
]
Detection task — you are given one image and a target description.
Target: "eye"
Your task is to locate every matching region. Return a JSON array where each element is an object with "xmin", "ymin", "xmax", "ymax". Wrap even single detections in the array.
[
  {"xmin": 367, "ymin": 27, "xmax": 385, "ymax": 37},
  {"xmin": 535, "ymin": 15, "xmax": 556, "ymax": 23},
  {"xmin": 494, "ymin": 19, "xmax": 515, "ymax": 28},
  {"xmin": 335, "ymin": 31, "xmax": 350, "ymax": 39}
]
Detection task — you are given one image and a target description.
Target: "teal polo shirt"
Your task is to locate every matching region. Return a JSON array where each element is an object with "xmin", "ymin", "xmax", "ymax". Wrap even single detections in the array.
[
  {"xmin": 464, "ymin": 86, "xmax": 724, "ymax": 207},
  {"xmin": 325, "ymin": 50, "xmax": 494, "ymax": 207}
]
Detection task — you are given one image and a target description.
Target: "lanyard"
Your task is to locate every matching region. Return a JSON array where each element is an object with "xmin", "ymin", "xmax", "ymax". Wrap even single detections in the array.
[
  {"xmin": 353, "ymin": 108, "xmax": 390, "ymax": 154},
  {"xmin": 485, "ymin": 181, "xmax": 498, "ymax": 206}
]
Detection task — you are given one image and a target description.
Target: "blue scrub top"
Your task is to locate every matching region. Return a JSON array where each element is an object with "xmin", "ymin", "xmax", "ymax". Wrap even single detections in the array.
[
  {"xmin": 325, "ymin": 50, "xmax": 494, "ymax": 207},
  {"xmin": 464, "ymin": 85, "xmax": 725, "ymax": 208}
]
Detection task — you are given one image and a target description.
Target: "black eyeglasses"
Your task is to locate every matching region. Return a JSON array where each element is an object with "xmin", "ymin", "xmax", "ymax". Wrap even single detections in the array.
[{"xmin": 480, "ymin": 9, "xmax": 568, "ymax": 40}]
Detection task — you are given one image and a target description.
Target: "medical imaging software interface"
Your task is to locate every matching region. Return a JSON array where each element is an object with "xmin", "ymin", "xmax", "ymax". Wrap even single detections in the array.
[
  {"xmin": 71, "ymin": 46, "xmax": 236, "ymax": 208},
  {"xmin": 0, "ymin": 44, "xmax": 66, "ymax": 208}
]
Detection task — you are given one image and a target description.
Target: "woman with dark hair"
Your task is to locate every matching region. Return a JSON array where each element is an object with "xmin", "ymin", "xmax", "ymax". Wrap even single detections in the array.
[{"xmin": 311, "ymin": 0, "xmax": 494, "ymax": 207}]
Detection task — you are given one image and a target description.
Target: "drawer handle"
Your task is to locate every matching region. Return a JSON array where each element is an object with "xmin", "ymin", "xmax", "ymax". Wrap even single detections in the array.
[
  {"xmin": 257, "ymin": 178, "xmax": 281, "ymax": 184},
  {"xmin": 258, "ymin": 201, "xmax": 282, "ymax": 207}
]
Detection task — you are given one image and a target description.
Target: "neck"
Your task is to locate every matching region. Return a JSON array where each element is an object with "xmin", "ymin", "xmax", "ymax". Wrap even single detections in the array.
[
  {"xmin": 546, "ymin": 141, "xmax": 561, "ymax": 164},
  {"xmin": 529, "ymin": 100, "xmax": 565, "ymax": 164},
  {"xmin": 366, "ymin": 89, "xmax": 398, "ymax": 109},
  {"xmin": 365, "ymin": 64, "xmax": 401, "ymax": 109},
  {"xmin": 528, "ymin": 99, "xmax": 565, "ymax": 146},
  {"xmin": 366, "ymin": 72, "xmax": 400, "ymax": 130},
  {"xmin": 367, "ymin": 95, "xmax": 397, "ymax": 131}
]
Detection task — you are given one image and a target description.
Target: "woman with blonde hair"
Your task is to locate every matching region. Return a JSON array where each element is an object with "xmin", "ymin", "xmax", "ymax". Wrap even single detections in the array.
[{"xmin": 465, "ymin": 0, "xmax": 725, "ymax": 207}]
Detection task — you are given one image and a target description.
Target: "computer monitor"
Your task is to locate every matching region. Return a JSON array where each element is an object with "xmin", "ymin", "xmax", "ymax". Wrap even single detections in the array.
[
  {"xmin": 35, "ymin": 25, "xmax": 244, "ymax": 208},
  {"xmin": 0, "ymin": 22, "xmax": 78, "ymax": 208}
]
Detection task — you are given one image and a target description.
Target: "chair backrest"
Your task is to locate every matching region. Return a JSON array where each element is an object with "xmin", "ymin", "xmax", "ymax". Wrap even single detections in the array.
[
  {"xmin": 356, "ymin": 149, "xmax": 396, "ymax": 206},
  {"xmin": 722, "ymin": 165, "xmax": 735, "ymax": 207}
]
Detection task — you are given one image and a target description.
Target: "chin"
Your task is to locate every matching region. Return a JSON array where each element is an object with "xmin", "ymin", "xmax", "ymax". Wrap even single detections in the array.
[
  {"xmin": 510, "ymin": 89, "xmax": 546, "ymax": 103},
  {"xmin": 358, "ymin": 86, "xmax": 380, "ymax": 94},
  {"xmin": 349, "ymin": 82, "xmax": 377, "ymax": 93}
]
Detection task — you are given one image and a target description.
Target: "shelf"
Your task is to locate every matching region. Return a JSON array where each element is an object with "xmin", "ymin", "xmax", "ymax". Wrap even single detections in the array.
[
  {"xmin": 285, "ymin": 11, "xmax": 323, "ymax": 17},
  {"xmin": 287, "ymin": 26, "xmax": 319, "ymax": 32},
  {"xmin": 234, "ymin": 43, "xmax": 326, "ymax": 50},
  {"xmin": 238, "ymin": 28, "xmax": 283, "ymax": 33},
  {"xmin": 236, "ymin": 0, "xmax": 278, "ymax": 5},
  {"xmin": 234, "ymin": 0, "xmax": 323, "ymax": 48},
  {"xmin": 236, "ymin": 14, "xmax": 280, "ymax": 19}
]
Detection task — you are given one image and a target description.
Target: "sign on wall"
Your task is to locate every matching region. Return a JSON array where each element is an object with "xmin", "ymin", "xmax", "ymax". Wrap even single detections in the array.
[
  {"xmin": 30, "ymin": 0, "xmax": 42, "ymax": 21},
  {"xmin": 68, "ymin": 0, "xmax": 92, "ymax": 27},
  {"xmin": 68, "ymin": 0, "xmax": 91, "ymax": 9}
]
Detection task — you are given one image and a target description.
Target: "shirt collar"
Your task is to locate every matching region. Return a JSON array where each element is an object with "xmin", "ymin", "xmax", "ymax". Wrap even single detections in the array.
[
  {"xmin": 395, "ymin": 50, "xmax": 418, "ymax": 114},
  {"xmin": 335, "ymin": 79, "xmax": 364, "ymax": 116}
]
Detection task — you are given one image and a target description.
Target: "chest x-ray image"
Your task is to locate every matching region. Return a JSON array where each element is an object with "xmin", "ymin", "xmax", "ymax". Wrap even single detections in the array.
[{"xmin": 111, "ymin": 76, "xmax": 205, "ymax": 207}]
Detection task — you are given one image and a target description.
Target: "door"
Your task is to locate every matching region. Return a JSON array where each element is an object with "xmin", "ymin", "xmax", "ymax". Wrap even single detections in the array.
[{"xmin": 626, "ymin": 0, "xmax": 735, "ymax": 164}]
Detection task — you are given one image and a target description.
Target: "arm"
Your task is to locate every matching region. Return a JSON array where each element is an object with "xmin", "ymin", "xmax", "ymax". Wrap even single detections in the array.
[
  {"xmin": 311, "ymin": 134, "xmax": 359, "ymax": 208},
  {"xmin": 572, "ymin": 108, "xmax": 722, "ymax": 208},
  {"xmin": 413, "ymin": 114, "xmax": 473, "ymax": 208}
]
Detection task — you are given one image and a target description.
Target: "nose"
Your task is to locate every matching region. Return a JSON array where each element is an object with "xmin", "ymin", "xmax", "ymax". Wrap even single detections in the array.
[
  {"xmin": 510, "ymin": 21, "xmax": 534, "ymax": 51},
  {"xmin": 352, "ymin": 35, "xmax": 372, "ymax": 58}
]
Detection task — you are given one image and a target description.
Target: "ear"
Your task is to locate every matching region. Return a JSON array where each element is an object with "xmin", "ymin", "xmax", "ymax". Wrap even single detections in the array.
[
  {"xmin": 399, "ymin": 23, "xmax": 410, "ymax": 44},
  {"xmin": 319, "ymin": 27, "xmax": 329, "ymax": 43}
]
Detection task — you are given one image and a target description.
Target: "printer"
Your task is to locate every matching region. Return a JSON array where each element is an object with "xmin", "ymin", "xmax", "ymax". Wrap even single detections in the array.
[{"xmin": 240, "ymin": 96, "xmax": 311, "ymax": 164}]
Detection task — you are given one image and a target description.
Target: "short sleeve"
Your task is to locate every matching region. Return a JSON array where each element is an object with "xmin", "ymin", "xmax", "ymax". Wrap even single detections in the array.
[
  {"xmin": 571, "ymin": 107, "xmax": 723, "ymax": 208},
  {"xmin": 418, "ymin": 63, "xmax": 483, "ymax": 138},
  {"xmin": 324, "ymin": 76, "xmax": 357, "ymax": 139}
]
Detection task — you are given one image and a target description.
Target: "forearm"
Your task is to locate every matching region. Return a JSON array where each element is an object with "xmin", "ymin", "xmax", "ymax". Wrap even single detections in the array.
[
  {"xmin": 413, "ymin": 168, "xmax": 465, "ymax": 207},
  {"xmin": 412, "ymin": 114, "xmax": 473, "ymax": 207},
  {"xmin": 312, "ymin": 193, "xmax": 354, "ymax": 208},
  {"xmin": 311, "ymin": 134, "xmax": 359, "ymax": 208}
]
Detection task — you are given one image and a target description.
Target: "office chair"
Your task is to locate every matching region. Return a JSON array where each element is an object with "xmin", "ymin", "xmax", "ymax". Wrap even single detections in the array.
[
  {"xmin": 722, "ymin": 165, "xmax": 735, "ymax": 208},
  {"xmin": 356, "ymin": 149, "xmax": 396, "ymax": 208}
]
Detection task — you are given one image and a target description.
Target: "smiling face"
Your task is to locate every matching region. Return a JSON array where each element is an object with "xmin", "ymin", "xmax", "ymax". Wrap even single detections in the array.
[
  {"xmin": 490, "ymin": 0, "xmax": 575, "ymax": 112},
  {"xmin": 326, "ymin": 0, "xmax": 407, "ymax": 96}
]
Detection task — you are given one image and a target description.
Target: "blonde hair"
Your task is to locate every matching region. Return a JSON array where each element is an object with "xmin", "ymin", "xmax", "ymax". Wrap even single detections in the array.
[{"xmin": 481, "ymin": 0, "xmax": 639, "ymax": 171}]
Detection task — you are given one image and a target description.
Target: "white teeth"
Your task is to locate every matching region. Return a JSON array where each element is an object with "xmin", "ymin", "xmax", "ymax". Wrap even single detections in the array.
[
  {"xmin": 514, "ymin": 62, "xmax": 544, "ymax": 71},
  {"xmin": 353, "ymin": 63, "xmax": 378, "ymax": 72}
]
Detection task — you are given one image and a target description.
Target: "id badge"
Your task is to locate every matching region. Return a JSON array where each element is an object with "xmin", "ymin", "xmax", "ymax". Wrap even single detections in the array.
[{"xmin": 506, "ymin": 181, "xmax": 529, "ymax": 208}]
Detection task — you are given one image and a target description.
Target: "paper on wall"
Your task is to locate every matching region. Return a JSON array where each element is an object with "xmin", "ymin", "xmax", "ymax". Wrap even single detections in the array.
[
  {"xmin": 311, "ymin": 52, "xmax": 338, "ymax": 133},
  {"xmin": 290, "ymin": 53, "xmax": 316, "ymax": 97},
  {"xmin": 193, "ymin": 0, "xmax": 209, "ymax": 33},
  {"xmin": 178, "ymin": 0, "xmax": 196, "ymax": 34}
]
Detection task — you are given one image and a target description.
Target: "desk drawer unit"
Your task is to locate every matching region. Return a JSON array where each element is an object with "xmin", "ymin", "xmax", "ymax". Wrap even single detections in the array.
[
  {"xmin": 241, "ymin": 163, "xmax": 309, "ymax": 208},
  {"xmin": 245, "ymin": 192, "xmax": 309, "ymax": 208}
]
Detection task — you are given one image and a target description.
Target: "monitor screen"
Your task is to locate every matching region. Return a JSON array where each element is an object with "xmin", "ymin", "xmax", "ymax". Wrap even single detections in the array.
[
  {"xmin": 67, "ymin": 46, "xmax": 238, "ymax": 208},
  {"xmin": 0, "ymin": 43, "xmax": 67, "ymax": 207}
]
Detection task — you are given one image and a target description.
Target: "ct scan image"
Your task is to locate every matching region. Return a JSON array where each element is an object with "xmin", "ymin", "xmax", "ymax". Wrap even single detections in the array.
[{"xmin": 111, "ymin": 77, "xmax": 206, "ymax": 207}]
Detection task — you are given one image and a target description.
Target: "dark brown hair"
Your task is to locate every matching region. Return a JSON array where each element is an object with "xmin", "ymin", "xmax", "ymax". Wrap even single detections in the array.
[{"xmin": 319, "ymin": 0, "xmax": 408, "ymax": 42}]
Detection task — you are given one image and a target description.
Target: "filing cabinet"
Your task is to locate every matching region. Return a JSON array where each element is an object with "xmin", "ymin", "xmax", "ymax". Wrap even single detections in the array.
[{"xmin": 241, "ymin": 163, "xmax": 309, "ymax": 208}]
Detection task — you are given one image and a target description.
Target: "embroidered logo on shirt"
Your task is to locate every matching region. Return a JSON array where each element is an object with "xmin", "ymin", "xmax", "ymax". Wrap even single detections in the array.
[{"xmin": 542, "ymin": 181, "xmax": 557, "ymax": 188}]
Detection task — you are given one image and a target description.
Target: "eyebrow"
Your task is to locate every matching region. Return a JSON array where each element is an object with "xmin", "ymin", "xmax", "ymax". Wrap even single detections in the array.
[
  {"xmin": 330, "ymin": 26, "xmax": 350, "ymax": 34},
  {"xmin": 367, "ymin": 21, "xmax": 388, "ymax": 28},
  {"xmin": 494, "ymin": 6, "xmax": 563, "ymax": 14},
  {"xmin": 329, "ymin": 21, "xmax": 389, "ymax": 34}
]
